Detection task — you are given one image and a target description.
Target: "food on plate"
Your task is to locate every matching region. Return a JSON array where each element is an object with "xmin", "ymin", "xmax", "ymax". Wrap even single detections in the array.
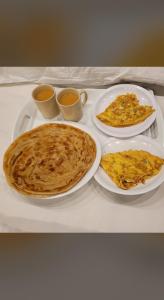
[
  {"xmin": 96, "ymin": 93, "xmax": 155, "ymax": 127},
  {"xmin": 3, "ymin": 123, "xmax": 96, "ymax": 197},
  {"xmin": 100, "ymin": 150, "xmax": 164, "ymax": 189}
]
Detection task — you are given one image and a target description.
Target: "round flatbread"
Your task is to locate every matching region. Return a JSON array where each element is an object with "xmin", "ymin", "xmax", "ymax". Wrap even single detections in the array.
[{"xmin": 3, "ymin": 123, "xmax": 96, "ymax": 197}]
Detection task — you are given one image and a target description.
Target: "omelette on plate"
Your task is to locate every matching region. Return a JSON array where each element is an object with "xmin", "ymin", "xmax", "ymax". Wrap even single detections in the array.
[
  {"xmin": 96, "ymin": 93, "xmax": 155, "ymax": 127},
  {"xmin": 3, "ymin": 123, "xmax": 96, "ymax": 197},
  {"xmin": 100, "ymin": 150, "xmax": 164, "ymax": 189}
]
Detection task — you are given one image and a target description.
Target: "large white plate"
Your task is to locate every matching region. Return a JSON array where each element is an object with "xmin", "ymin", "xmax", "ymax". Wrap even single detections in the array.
[
  {"xmin": 92, "ymin": 84, "xmax": 157, "ymax": 138},
  {"xmin": 11, "ymin": 121, "xmax": 101, "ymax": 200},
  {"xmin": 94, "ymin": 135, "xmax": 164, "ymax": 195}
]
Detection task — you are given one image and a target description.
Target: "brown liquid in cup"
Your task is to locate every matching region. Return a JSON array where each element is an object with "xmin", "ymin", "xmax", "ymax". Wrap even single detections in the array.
[
  {"xmin": 59, "ymin": 92, "xmax": 78, "ymax": 106},
  {"xmin": 35, "ymin": 88, "xmax": 54, "ymax": 101}
]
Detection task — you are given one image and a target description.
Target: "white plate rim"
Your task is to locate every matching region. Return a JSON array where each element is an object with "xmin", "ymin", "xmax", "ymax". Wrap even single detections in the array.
[
  {"xmin": 94, "ymin": 135, "xmax": 164, "ymax": 195},
  {"xmin": 92, "ymin": 84, "xmax": 157, "ymax": 138}
]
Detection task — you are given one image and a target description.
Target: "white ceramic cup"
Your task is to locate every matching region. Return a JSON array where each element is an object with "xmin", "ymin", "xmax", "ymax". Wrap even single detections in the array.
[
  {"xmin": 32, "ymin": 84, "xmax": 60, "ymax": 119},
  {"xmin": 56, "ymin": 88, "xmax": 88, "ymax": 121}
]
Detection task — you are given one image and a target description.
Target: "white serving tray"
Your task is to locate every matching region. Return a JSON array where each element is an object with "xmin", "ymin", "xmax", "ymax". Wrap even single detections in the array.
[
  {"xmin": 2, "ymin": 85, "xmax": 164, "ymax": 232},
  {"xmin": 12, "ymin": 88, "xmax": 164, "ymax": 148}
]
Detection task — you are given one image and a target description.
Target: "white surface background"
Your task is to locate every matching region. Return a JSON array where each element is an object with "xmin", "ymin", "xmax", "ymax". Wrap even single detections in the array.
[
  {"xmin": 0, "ymin": 67, "xmax": 164, "ymax": 86},
  {"xmin": 1, "ymin": 67, "xmax": 164, "ymax": 232}
]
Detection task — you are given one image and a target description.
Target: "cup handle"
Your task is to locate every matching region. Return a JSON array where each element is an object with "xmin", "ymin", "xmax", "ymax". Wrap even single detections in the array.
[{"xmin": 80, "ymin": 90, "xmax": 88, "ymax": 106}]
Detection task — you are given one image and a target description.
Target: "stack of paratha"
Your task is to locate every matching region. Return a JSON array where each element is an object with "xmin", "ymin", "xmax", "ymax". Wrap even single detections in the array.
[{"xmin": 3, "ymin": 124, "xmax": 96, "ymax": 197}]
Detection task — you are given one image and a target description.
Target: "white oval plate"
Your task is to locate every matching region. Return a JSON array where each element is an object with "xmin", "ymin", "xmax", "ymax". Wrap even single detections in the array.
[
  {"xmin": 94, "ymin": 135, "xmax": 164, "ymax": 195},
  {"xmin": 11, "ymin": 121, "xmax": 102, "ymax": 200},
  {"xmin": 92, "ymin": 84, "xmax": 157, "ymax": 138}
]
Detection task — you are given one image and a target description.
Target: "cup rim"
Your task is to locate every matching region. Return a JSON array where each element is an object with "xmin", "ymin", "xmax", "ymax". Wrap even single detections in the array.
[
  {"xmin": 57, "ymin": 88, "xmax": 80, "ymax": 107},
  {"xmin": 32, "ymin": 84, "xmax": 56, "ymax": 102}
]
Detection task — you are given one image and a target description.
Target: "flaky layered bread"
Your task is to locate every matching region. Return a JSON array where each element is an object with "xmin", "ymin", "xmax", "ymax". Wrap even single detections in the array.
[{"xmin": 3, "ymin": 123, "xmax": 96, "ymax": 197}]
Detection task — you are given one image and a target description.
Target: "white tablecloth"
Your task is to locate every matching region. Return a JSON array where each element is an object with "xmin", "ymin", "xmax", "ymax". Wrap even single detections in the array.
[{"xmin": 1, "ymin": 84, "xmax": 164, "ymax": 232}]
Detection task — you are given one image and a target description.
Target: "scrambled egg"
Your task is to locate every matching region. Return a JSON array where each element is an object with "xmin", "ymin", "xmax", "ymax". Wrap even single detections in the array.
[
  {"xmin": 96, "ymin": 93, "xmax": 155, "ymax": 127},
  {"xmin": 101, "ymin": 150, "xmax": 164, "ymax": 189}
]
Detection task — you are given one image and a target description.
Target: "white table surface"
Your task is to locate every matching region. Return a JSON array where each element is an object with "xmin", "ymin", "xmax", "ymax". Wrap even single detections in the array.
[{"xmin": 1, "ymin": 84, "xmax": 164, "ymax": 232}]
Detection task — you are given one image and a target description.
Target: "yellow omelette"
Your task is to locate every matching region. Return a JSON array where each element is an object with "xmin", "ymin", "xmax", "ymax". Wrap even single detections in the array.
[
  {"xmin": 96, "ymin": 93, "xmax": 155, "ymax": 127},
  {"xmin": 101, "ymin": 150, "xmax": 164, "ymax": 189}
]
